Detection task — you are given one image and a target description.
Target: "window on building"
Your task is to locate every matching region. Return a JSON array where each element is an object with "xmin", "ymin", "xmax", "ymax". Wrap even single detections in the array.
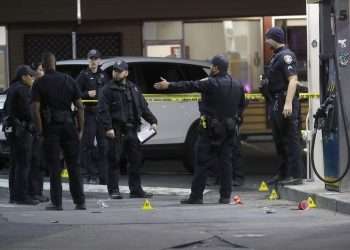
[
  {"xmin": 274, "ymin": 16, "xmax": 307, "ymax": 82},
  {"xmin": 184, "ymin": 19, "xmax": 263, "ymax": 91},
  {"xmin": 143, "ymin": 21, "xmax": 184, "ymax": 58},
  {"xmin": 143, "ymin": 19, "xmax": 264, "ymax": 91},
  {"xmin": 0, "ymin": 26, "xmax": 8, "ymax": 90}
]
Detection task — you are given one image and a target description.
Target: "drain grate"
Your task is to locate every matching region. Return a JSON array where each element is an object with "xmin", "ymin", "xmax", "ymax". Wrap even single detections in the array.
[{"xmin": 167, "ymin": 236, "xmax": 249, "ymax": 249}]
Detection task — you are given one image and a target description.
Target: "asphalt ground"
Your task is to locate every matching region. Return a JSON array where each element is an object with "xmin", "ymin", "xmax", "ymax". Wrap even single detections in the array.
[
  {"xmin": 1, "ymin": 141, "xmax": 350, "ymax": 249},
  {"xmin": 1, "ymin": 174, "xmax": 350, "ymax": 250}
]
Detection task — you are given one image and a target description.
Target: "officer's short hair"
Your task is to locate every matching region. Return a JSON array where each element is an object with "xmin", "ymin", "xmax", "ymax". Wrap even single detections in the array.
[
  {"xmin": 41, "ymin": 52, "xmax": 56, "ymax": 71},
  {"xmin": 211, "ymin": 54, "xmax": 229, "ymax": 73}
]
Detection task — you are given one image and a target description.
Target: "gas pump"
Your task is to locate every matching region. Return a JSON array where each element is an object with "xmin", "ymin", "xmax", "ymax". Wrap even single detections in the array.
[{"xmin": 311, "ymin": 0, "xmax": 350, "ymax": 191}]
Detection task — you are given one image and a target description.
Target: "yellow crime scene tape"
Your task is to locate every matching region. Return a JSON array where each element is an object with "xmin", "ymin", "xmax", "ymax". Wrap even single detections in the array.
[{"xmin": 81, "ymin": 92, "xmax": 320, "ymax": 103}]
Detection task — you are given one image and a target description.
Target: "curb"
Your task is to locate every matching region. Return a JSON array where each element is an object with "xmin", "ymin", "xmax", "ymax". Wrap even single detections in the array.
[{"xmin": 279, "ymin": 182, "xmax": 350, "ymax": 215}]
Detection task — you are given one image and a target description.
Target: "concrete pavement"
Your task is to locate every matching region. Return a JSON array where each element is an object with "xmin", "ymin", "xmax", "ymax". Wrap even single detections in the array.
[{"xmin": 1, "ymin": 174, "xmax": 350, "ymax": 249}]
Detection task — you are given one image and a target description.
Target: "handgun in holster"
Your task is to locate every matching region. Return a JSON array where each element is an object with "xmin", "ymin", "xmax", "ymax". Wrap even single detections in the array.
[
  {"xmin": 259, "ymin": 75, "xmax": 273, "ymax": 103},
  {"xmin": 2, "ymin": 116, "xmax": 14, "ymax": 137}
]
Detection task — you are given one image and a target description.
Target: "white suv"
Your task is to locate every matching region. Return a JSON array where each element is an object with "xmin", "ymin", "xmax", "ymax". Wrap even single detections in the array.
[{"xmin": 56, "ymin": 57, "xmax": 211, "ymax": 172}]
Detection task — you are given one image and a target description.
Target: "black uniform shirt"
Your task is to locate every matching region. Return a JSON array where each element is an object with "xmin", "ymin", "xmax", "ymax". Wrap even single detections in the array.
[
  {"xmin": 4, "ymin": 80, "xmax": 32, "ymax": 122},
  {"xmin": 168, "ymin": 73, "xmax": 242, "ymax": 119},
  {"xmin": 267, "ymin": 46, "xmax": 297, "ymax": 93},
  {"xmin": 76, "ymin": 68, "xmax": 108, "ymax": 106},
  {"xmin": 32, "ymin": 69, "xmax": 81, "ymax": 111},
  {"xmin": 98, "ymin": 80, "xmax": 157, "ymax": 131}
]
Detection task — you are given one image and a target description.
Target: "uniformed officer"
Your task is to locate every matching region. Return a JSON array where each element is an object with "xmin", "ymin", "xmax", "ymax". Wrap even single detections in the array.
[
  {"xmin": 28, "ymin": 62, "xmax": 49, "ymax": 203},
  {"xmin": 4, "ymin": 65, "xmax": 39, "ymax": 205},
  {"xmin": 154, "ymin": 54, "xmax": 242, "ymax": 204},
  {"xmin": 98, "ymin": 59, "xmax": 157, "ymax": 199},
  {"xmin": 76, "ymin": 49, "xmax": 109, "ymax": 184},
  {"xmin": 263, "ymin": 27, "xmax": 303, "ymax": 185},
  {"xmin": 32, "ymin": 52, "xmax": 86, "ymax": 210}
]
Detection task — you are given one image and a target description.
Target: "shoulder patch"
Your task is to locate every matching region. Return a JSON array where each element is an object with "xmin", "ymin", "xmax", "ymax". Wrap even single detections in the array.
[{"xmin": 284, "ymin": 55, "xmax": 293, "ymax": 65}]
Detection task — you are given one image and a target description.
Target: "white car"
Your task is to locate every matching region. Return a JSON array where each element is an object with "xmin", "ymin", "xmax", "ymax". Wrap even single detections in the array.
[
  {"xmin": 0, "ymin": 93, "xmax": 9, "ymax": 159},
  {"xmin": 57, "ymin": 57, "xmax": 211, "ymax": 172}
]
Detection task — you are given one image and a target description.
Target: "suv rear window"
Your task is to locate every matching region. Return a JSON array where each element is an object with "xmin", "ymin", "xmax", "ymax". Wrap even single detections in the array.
[
  {"xmin": 56, "ymin": 64, "xmax": 87, "ymax": 78},
  {"xmin": 180, "ymin": 64, "xmax": 208, "ymax": 81},
  {"xmin": 132, "ymin": 62, "xmax": 208, "ymax": 94},
  {"xmin": 133, "ymin": 62, "xmax": 186, "ymax": 94}
]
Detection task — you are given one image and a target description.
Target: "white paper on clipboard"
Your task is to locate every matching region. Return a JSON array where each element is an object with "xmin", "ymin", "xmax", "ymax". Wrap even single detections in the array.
[{"xmin": 137, "ymin": 123, "xmax": 157, "ymax": 144}]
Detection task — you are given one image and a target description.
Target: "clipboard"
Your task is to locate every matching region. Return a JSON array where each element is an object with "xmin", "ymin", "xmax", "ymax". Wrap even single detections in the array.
[{"xmin": 137, "ymin": 123, "xmax": 157, "ymax": 144}]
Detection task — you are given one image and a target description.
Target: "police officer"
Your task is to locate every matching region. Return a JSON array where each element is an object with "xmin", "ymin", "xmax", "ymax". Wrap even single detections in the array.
[
  {"xmin": 28, "ymin": 62, "xmax": 49, "ymax": 203},
  {"xmin": 32, "ymin": 52, "xmax": 86, "ymax": 210},
  {"xmin": 263, "ymin": 27, "xmax": 303, "ymax": 185},
  {"xmin": 76, "ymin": 49, "xmax": 109, "ymax": 184},
  {"xmin": 4, "ymin": 65, "xmax": 39, "ymax": 205},
  {"xmin": 154, "ymin": 55, "xmax": 242, "ymax": 204},
  {"xmin": 98, "ymin": 59, "xmax": 157, "ymax": 199}
]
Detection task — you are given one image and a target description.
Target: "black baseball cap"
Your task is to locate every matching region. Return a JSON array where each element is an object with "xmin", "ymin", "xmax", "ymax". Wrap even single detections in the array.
[
  {"xmin": 87, "ymin": 49, "xmax": 101, "ymax": 59},
  {"xmin": 113, "ymin": 59, "xmax": 128, "ymax": 72},
  {"xmin": 15, "ymin": 65, "xmax": 36, "ymax": 79},
  {"xmin": 265, "ymin": 27, "xmax": 285, "ymax": 44}
]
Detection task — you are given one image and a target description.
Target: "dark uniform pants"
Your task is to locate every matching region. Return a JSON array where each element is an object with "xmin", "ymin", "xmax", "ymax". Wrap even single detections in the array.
[
  {"xmin": 107, "ymin": 128, "xmax": 143, "ymax": 194},
  {"xmin": 270, "ymin": 95, "xmax": 303, "ymax": 179},
  {"xmin": 8, "ymin": 130, "xmax": 33, "ymax": 201},
  {"xmin": 28, "ymin": 136, "xmax": 45, "ymax": 197},
  {"xmin": 44, "ymin": 122, "xmax": 85, "ymax": 207},
  {"xmin": 190, "ymin": 132, "xmax": 233, "ymax": 200},
  {"xmin": 81, "ymin": 110, "xmax": 107, "ymax": 182},
  {"xmin": 232, "ymin": 130, "xmax": 243, "ymax": 181}
]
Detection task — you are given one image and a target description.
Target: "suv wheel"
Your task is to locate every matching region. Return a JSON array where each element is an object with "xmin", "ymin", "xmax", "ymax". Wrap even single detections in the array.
[{"xmin": 183, "ymin": 120, "xmax": 200, "ymax": 173}]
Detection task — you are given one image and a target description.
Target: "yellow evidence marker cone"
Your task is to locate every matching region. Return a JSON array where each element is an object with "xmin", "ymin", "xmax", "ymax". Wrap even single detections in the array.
[
  {"xmin": 307, "ymin": 197, "xmax": 317, "ymax": 208},
  {"xmin": 61, "ymin": 168, "xmax": 69, "ymax": 179},
  {"xmin": 258, "ymin": 181, "xmax": 269, "ymax": 192},
  {"xmin": 142, "ymin": 199, "xmax": 154, "ymax": 211},
  {"xmin": 268, "ymin": 189, "xmax": 279, "ymax": 200}
]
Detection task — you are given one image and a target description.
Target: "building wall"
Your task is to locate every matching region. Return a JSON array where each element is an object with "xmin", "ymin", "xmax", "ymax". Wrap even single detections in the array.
[
  {"xmin": 0, "ymin": 0, "xmax": 75, "ymax": 24},
  {"xmin": 7, "ymin": 21, "xmax": 142, "ymax": 78},
  {"xmin": 82, "ymin": 0, "xmax": 306, "ymax": 21}
]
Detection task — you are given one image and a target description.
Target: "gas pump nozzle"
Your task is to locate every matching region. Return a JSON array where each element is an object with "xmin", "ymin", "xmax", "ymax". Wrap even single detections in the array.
[{"xmin": 313, "ymin": 94, "xmax": 336, "ymax": 130}]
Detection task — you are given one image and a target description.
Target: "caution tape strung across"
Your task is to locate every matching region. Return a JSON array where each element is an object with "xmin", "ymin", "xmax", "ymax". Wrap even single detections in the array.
[{"xmin": 81, "ymin": 92, "xmax": 320, "ymax": 103}]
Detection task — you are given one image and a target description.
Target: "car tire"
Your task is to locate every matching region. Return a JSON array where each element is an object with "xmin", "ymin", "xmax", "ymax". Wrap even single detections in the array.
[{"xmin": 183, "ymin": 120, "xmax": 200, "ymax": 174}]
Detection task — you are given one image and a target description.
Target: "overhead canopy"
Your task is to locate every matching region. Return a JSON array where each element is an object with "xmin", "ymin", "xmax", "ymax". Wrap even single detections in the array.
[
  {"xmin": 0, "ymin": 0, "xmax": 76, "ymax": 24},
  {"xmin": 82, "ymin": 0, "xmax": 306, "ymax": 21}
]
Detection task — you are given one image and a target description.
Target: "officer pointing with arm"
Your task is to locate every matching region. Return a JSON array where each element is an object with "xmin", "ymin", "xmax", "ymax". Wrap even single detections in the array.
[
  {"xmin": 264, "ymin": 27, "xmax": 303, "ymax": 185},
  {"xmin": 154, "ymin": 55, "xmax": 242, "ymax": 204},
  {"xmin": 98, "ymin": 59, "xmax": 157, "ymax": 199}
]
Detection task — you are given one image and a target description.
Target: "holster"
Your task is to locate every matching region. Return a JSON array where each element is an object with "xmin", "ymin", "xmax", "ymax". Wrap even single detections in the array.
[
  {"xmin": 2, "ymin": 116, "xmax": 14, "ymax": 138},
  {"xmin": 259, "ymin": 79, "xmax": 273, "ymax": 103},
  {"xmin": 43, "ymin": 108, "xmax": 73, "ymax": 124}
]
